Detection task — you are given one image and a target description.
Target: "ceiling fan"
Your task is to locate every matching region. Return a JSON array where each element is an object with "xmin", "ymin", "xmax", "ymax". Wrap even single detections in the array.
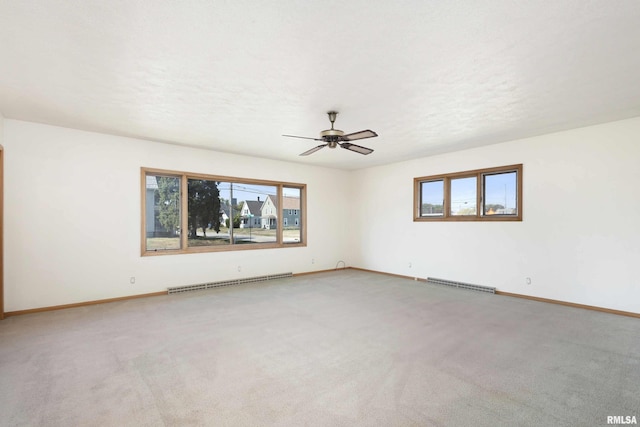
[{"xmin": 283, "ymin": 111, "xmax": 378, "ymax": 156}]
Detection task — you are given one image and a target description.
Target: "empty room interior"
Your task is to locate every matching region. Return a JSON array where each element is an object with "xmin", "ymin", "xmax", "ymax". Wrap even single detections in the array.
[{"xmin": 1, "ymin": 1, "xmax": 639, "ymax": 426}]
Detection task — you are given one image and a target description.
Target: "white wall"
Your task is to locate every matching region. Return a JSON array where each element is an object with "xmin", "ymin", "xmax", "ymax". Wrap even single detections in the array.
[
  {"xmin": 350, "ymin": 117, "xmax": 640, "ymax": 313},
  {"xmin": 3, "ymin": 120, "xmax": 353, "ymax": 311},
  {"xmin": 5, "ymin": 117, "xmax": 640, "ymax": 314}
]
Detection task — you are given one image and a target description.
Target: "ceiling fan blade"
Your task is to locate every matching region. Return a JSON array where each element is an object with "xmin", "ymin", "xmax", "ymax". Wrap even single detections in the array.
[
  {"xmin": 283, "ymin": 134, "xmax": 323, "ymax": 141},
  {"xmin": 299, "ymin": 144, "xmax": 327, "ymax": 156},
  {"xmin": 340, "ymin": 130, "xmax": 378, "ymax": 141},
  {"xmin": 340, "ymin": 142, "xmax": 374, "ymax": 155}
]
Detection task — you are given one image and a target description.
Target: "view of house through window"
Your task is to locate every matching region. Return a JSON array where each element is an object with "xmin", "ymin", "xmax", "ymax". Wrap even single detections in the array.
[
  {"xmin": 229, "ymin": 183, "xmax": 278, "ymax": 246},
  {"xmin": 283, "ymin": 187, "xmax": 302, "ymax": 244},
  {"xmin": 143, "ymin": 169, "xmax": 305, "ymax": 254}
]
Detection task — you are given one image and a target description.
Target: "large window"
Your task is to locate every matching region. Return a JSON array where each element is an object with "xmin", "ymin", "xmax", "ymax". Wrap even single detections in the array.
[
  {"xmin": 142, "ymin": 168, "xmax": 306, "ymax": 255},
  {"xmin": 414, "ymin": 164, "xmax": 522, "ymax": 221}
]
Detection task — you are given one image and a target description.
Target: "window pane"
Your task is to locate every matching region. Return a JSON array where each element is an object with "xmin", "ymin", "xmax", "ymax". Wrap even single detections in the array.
[
  {"xmin": 233, "ymin": 183, "xmax": 278, "ymax": 245},
  {"xmin": 201, "ymin": 181, "xmax": 234, "ymax": 246},
  {"xmin": 450, "ymin": 176, "xmax": 477, "ymax": 216},
  {"xmin": 420, "ymin": 180, "xmax": 444, "ymax": 216},
  {"xmin": 483, "ymin": 171, "xmax": 517, "ymax": 215},
  {"xmin": 283, "ymin": 187, "xmax": 302, "ymax": 244},
  {"xmin": 187, "ymin": 179, "xmax": 229, "ymax": 247},
  {"xmin": 146, "ymin": 175, "xmax": 181, "ymax": 250}
]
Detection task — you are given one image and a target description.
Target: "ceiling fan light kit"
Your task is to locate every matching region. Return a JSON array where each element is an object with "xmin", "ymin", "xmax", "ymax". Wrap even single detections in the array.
[{"xmin": 283, "ymin": 111, "xmax": 378, "ymax": 156}]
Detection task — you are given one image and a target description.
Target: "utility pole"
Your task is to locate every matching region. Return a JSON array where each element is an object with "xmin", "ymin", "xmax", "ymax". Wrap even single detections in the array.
[{"xmin": 504, "ymin": 184, "xmax": 507, "ymax": 213}]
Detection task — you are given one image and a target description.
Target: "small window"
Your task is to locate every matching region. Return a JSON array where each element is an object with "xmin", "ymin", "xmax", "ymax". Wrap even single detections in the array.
[
  {"xmin": 419, "ymin": 180, "xmax": 444, "ymax": 217},
  {"xmin": 187, "ymin": 178, "xmax": 228, "ymax": 248},
  {"xmin": 483, "ymin": 171, "xmax": 518, "ymax": 216},
  {"xmin": 414, "ymin": 164, "xmax": 522, "ymax": 222},
  {"xmin": 145, "ymin": 174, "xmax": 182, "ymax": 251},
  {"xmin": 283, "ymin": 187, "xmax": 302, "ymax": 244},
  {"xmin": 449, "ymin": 176, "xmax": 477, "ymax": 216}
]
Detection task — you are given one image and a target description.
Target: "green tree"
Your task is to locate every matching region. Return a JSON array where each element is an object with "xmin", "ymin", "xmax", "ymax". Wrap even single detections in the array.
[
  {"xmin": 220, "ymin": 198, "xmax": 242, "ymax": 229},
  {"xmin": 232, "ymin": 212, "xmax": 242, "ymax": 228},
  {"xmin": 156, "ymin": 177, "xmax": 180, "ymax": 234},
  {"xmin": 188, "ymin": 179, "xmax": 221, "ymax": 238}
]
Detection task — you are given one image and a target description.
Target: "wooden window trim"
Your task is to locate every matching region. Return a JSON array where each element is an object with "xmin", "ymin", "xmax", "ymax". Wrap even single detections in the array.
[
  {"xmin": 141, "ymin": 167, "xmax": 307, "ymax": 256},
  {"xmin": 414, "ymin": 164, "xmax": 523, "ymax": 222}
]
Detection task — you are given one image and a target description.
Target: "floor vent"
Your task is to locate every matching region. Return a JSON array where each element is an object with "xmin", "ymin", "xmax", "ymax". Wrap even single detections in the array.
[
  {"xmin": 167, "ymin": 272, "xmax": 293, "ymax": 295},
  {"xmin": 426, "ymin": 277, "xmax": 495, "ymax": 294}
]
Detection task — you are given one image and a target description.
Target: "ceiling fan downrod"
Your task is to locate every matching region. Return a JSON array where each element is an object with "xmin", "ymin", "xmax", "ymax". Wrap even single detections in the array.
[
  {"xmin": 320, "ymin": 111, "xmax": 344, "ymax": 142},
  {"xmin": 327, "ymin": 111, "xmax": 338, "ymax": 129}
]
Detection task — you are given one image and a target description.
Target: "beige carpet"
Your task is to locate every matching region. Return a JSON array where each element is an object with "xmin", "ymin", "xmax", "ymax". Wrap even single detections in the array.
[{"xmin": 1, "ymin": 270, "xmax": 638, "ymax": 426}]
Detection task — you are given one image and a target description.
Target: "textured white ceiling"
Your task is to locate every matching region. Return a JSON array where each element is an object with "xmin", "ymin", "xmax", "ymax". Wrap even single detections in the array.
[{"xmin": 1, "ymin": 1, "xmax": 640, "ymax": 170}]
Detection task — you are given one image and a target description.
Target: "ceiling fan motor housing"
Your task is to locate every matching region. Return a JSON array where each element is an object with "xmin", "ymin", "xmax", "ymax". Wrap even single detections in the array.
[{"xmin": 321, "ymin": 128, "xmax": 343, "ymax": 147}]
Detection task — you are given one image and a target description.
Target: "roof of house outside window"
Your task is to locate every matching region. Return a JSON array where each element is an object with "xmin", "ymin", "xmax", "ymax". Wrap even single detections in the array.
[
  {"xmin": 283, "ymin": 196, "xmax": 299, "ymax": 210},
  {"xmin": 243, "ymin": 200, "xmax": 263, "ymax": 216}
]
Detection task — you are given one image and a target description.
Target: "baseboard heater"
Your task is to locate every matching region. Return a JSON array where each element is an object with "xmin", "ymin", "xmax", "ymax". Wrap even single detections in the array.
[
  {"xmin": 167, "ymin": 272, "xmax": 293, "ymax": 295},
  {"xmin": 426, "ymin": 277, "xmax": 495, "ymax": 294}
]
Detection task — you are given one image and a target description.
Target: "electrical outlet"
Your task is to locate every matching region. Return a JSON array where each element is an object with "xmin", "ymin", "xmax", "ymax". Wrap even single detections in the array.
[
  {"xmin": 130, "ymin": 277, "xmax": 136, "ymax": 284},
  {"xmin": 525, "ymin": 277, "xmax": 532, "ymax": 285},
  {"xmin": 237, "ymin": 266, "xmax": 242, "ymax": 272},
  {"xmin": 311, "ymin": 258, "xmax": 315, "ymax": 264},
  {"xmin": 408, "ymin": 262, "xmax": 412, "ymax": 268}
]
